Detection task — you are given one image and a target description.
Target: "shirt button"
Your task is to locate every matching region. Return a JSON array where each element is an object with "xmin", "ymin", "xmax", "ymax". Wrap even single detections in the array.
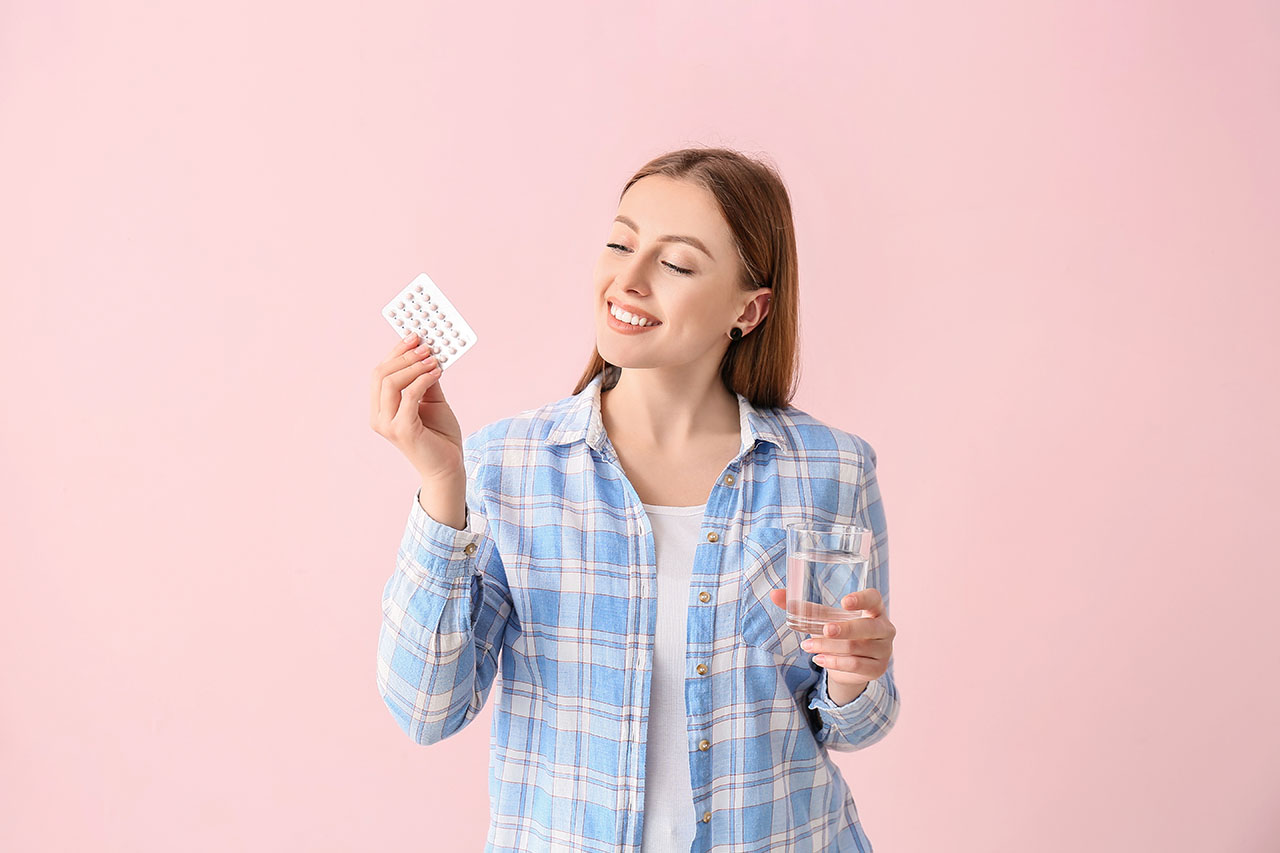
[
  {"xmin": 706, "ymin": 531, "xmax": 719, "ymax": 543},
  {"xmin": 723, "ymin": 474, "xmax": 735, "ymax": 486},
  {"xmin": 698, "ymin": 591, "xmax": 711, "ymax": 603},
  {"xmin": 702, "ymin": 811, "xmax": 712, "ymax": 823},
  {"xmin": 463, "ymin": 542, "xmax": 477, "ymax": 556},
  {"xmin": 698, "ymin": 739, "xmax": 710, "ymax": 751},
  {"xmin": 696, "ymin": 663, "xmax": 708, "ymax": 675}
]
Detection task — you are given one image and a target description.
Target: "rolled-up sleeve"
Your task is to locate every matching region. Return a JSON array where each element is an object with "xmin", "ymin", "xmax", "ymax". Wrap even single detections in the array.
[
  {"xmin": 807, "ymin": 439, "xmax": 901, "ymax": 752},
  {"xmin": 376, "ymin": 436, "xmax": 518, "ymax": 746}
]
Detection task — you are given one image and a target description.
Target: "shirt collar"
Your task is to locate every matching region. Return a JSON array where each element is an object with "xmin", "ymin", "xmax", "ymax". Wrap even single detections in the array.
[{"xmin": 544, "ymin": 371, "xmax": 790, "ymax": 454}]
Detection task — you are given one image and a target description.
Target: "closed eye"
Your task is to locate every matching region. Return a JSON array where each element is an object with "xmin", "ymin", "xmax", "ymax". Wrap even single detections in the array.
[{"xmin": 606, "ymin": 243, "xmax": 693, "ymax": 276}]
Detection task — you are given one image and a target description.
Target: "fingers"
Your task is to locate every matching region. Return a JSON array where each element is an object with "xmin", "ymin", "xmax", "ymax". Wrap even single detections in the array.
[
  {"xmin": 842, "ymin": 588, "xmax": 883, "ymax": 618},
  {"xmin": 371, "ymin": 333, "xmax": 421, "ymax": 424},
  {"xmin": 766, "ymin": 590, "xmax": 831, "ymax": 620},
  {"xmin": 391, "ymin": 360, "xmax": 443, "ymax": 426},
  {"xmin": 767, "ymin": 588, "xmax": 883, "ymax": 620},
  {"xmin": 386, "ymin": 331, "xmax": 419, "ymax": 360},
  {"xmin": 385, "ymin": 352, "xmax": 440, "ymax": 419},
  {"xmin": 769, "ymin": 588, "xmax": 887, "ymax": 642},
  {"xmin": 801, "ymin": 636, "xmax": 892, "ymax": 658},
  {"xmin": 809, "ymin": 651, "xmax": 877, "ymax": 673},
  {"xmin": 370, "ymin": 333, "xmax": 440, "ymax": 427},
  {"xmin": 813, "ymin": 613, "xmax": 893, "ymax": 643}
]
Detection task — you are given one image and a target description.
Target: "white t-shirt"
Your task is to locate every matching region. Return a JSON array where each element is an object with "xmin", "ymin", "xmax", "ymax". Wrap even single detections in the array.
[{"xmin": 639, "ymin": 500, "xmax": 706, "ymax": 853}]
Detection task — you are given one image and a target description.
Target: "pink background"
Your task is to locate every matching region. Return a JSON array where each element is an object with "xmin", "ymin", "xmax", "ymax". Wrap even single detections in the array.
[{"xmin": 3, "ymin": 2, "xmax": 1278, "ymax": 850}]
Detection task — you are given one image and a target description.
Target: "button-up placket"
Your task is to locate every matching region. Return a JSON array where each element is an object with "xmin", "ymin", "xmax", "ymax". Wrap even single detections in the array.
[
  {"xmin": 544, "ymin": 372, "xmax": 790, "ymax": 850},
  {"xmin": 596, "ymin": 430, "xmax": 765, "ymax": 848}
]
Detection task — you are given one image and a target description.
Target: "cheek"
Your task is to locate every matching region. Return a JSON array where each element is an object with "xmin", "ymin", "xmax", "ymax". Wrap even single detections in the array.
[
  {"xmin": 590, "ymin": 266, "xmax": 609, "ymax": 297},
  {"xmin": 591, "ymin": 252, "xmax": 610, "ymax": 278},
  {"xmin": 685, "ymin": 300, "xmax": 726, "ymax": 332}
]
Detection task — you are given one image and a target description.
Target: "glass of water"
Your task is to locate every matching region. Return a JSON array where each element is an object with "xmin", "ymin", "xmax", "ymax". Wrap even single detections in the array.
[{"xmin": 784, "ymin": 522, "xmax": 873, "ymax": 634}]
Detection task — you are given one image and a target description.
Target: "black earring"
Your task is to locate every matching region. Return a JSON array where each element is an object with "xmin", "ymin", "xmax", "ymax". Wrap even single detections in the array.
[{"xmin": 729, "ymin": 327, "xmax": 743, "ymax": 342}]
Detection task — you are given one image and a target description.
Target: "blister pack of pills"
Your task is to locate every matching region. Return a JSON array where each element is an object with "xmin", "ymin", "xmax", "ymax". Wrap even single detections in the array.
[{"xmin": 381, "ymin": 272, "xmax": 479, "ymax": 371}]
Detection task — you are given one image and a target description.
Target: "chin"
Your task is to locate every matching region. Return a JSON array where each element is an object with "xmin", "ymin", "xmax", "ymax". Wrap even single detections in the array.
[{"xmin": 595, "ymin": 341, "xmax": 633, "ymax": 368}]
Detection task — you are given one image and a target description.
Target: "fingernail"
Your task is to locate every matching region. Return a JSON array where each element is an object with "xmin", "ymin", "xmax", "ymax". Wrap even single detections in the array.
[
  {"xmin": 824, "ymin": 624, "xmax": 837, "ymax": 637},
  {"xmin": 801, "ymin": 639, "xmax": 815, "ymax": 651},
  {"xmin": 403, "ymin": 333, "xmax": 415, "ymax": 342}
]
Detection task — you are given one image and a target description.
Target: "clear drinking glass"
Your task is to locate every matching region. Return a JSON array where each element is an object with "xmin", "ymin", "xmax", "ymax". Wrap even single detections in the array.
[{"xmin": 784, "ymin": 522, "xmax": 873, "ymax": 634}]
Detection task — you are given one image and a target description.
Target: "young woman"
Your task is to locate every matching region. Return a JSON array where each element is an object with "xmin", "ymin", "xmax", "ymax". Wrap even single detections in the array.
[{"xmin": 372, "ymin": 147, "xmax": 900, "ymax": 853}]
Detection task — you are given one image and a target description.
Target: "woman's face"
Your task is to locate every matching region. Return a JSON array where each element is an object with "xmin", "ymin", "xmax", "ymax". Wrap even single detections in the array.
[{"xmin": 592, "ymin": 174, "xmax": 770, "ymax": 372}]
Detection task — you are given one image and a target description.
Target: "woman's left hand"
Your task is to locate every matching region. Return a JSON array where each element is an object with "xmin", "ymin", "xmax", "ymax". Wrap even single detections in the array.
[{"xmin": 768, "ymin": 588, "xmax": 895, "ymax": 694}]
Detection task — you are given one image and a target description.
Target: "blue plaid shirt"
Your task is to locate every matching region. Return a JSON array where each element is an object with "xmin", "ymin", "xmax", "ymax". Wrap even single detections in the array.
[{"xmin": 378, "ymin": 371, "xmax": 899, "ymax": 852}]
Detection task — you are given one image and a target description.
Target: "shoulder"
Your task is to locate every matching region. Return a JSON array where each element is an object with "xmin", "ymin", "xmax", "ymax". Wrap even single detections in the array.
[
  {"xmin": 461, "ymin": 391, "xmax": 580, "ymax": 459},
  {"xmin": 771, "ymin": 404, "xmax": 879, "ymax": 470}
]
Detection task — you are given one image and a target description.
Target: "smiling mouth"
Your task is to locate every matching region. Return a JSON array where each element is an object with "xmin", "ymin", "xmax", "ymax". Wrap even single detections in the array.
[{"xmin": 607, "ymin": 300, "xmax": 662, "ymax": 327}]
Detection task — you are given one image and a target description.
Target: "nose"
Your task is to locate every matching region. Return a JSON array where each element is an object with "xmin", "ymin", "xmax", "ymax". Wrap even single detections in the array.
[
  {"xmin": 610, "ymin": 249, "xmax": 653, "ymax": 292},
  {"xmin": 614, "ymin": 264, "xmax": 651, "ymax": 298}
]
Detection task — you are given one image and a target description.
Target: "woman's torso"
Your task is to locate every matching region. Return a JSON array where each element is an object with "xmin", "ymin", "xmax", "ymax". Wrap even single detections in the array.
[{"xmin": 456, "ymin": 373, "xmax": 882, "ymax": 851}]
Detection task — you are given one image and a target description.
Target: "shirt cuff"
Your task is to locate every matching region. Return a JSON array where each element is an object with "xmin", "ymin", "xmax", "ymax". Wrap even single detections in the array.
[
  {"xmin": 807, "ymin": 666, "xmax": 891, "ymax": 736},
  {"xmin": 399, "ymin": 488, "xmax": 486, "ymax": 582}
]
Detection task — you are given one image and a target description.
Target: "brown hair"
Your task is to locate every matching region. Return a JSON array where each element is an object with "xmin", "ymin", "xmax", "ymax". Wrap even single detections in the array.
[{"xmin": 571, "ymin": 146, "xmax": 801, "ymax": 410}]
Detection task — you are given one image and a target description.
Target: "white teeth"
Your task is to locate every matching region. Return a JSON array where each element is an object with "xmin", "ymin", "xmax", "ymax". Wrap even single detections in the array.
[{"xmin": 610, "ymin": 303, "xmax": 657, "ymax": 326}]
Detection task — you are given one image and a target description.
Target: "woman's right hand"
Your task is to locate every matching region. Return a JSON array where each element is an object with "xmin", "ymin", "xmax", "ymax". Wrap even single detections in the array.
[{"xmin": 369, "ymin": 332, "xmax": 465, "ymax": 482}]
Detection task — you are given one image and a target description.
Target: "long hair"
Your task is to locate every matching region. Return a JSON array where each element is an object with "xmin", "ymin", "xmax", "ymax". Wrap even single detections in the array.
[{"xmin": 572, "ymin": 146, "xmax": 801, "ymax": 410}]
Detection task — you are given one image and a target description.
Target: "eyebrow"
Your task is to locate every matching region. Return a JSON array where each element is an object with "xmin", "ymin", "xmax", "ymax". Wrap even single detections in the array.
[{"xmin": 614, "ymin": 215, "xmax": 715, "ymax": 261}]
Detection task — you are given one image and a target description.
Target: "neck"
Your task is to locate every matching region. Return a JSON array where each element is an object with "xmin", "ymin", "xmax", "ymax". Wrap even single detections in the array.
[{"xmin": 600, "ymin": 365, "xmax": 740, "ymax": 449}]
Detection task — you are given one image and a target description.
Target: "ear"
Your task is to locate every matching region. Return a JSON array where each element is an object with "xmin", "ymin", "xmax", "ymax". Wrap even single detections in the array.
[{"xmin": 739, "ymin": 287, "xmax": 772, "ymax": 333}]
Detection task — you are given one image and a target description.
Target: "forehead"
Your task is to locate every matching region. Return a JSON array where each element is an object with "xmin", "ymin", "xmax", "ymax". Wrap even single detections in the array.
[{"xmin": 616, "ymin": 175, "xmax": 733, "ymax": 247}]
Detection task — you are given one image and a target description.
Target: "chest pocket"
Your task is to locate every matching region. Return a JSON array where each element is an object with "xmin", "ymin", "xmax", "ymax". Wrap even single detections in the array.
[{"xmin": 737, "ymin": 525, "xmax": 806, "ymax": 661}]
